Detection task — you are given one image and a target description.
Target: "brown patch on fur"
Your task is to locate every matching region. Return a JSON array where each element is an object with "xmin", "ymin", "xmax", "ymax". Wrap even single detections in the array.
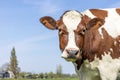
[
  {"xmin": 83, "ymin": 18, "xmax": 120, "ymax": 62},
  {"xmin": 83, "ymin": 18, "xmax": 105, "ymax": 61},
  {"xmin": 99, "ymin": 28, "xmax": 120, "ymax": 59},
  {"xmin": 74, "ymin": 30, "xmax": 84, "ymax": 51},
  {"xmin": 111, "ymin": 36, "xmax": 120, "ymax": 58},
  {"xmin": 75, "ymin": 59, "xmax": 83, "ymax": 70},
  {"xmin": 84, "ymin": 28, "xmax": 120, "ymax": 61},
  {"xmin": 98, "ymin": 28, "xmax": 114, "ymax": 58},
  {"xmin": 90, "ymin": 9, "xmax": 108, "ymax": 19},
  {"xmin": 116, "ymin": 8, "xmax": 120, "ymax": 15},
  {"xmin": 81, "ymin": 15, "xmax": 91, "ymax": 25},
  {"xmin": 57, "ymin": 18, "xmax": 68, "ymax": 51},
  {"xmin": 74, "ymin": 15, "xmax": 91, "ymax": 52}
]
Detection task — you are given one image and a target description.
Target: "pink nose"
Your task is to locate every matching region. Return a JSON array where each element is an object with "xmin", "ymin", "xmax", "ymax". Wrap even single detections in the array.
[{"xmin": 66, "ymin": 49, "xmax": 79, "ymax": 56}]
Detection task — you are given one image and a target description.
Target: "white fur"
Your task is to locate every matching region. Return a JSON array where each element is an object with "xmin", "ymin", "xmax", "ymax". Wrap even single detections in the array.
[
  {"xmin": 114, "ymin": 41, "xmax": 117, "ymax": 46},
  {"xmin": 74, "ymin": 53, "xmax": 120, "ymax": 80},
  {"xmin": 82, "ymin": 10, "xmax": 96, "ymax": 18},
  {"xmin": 83, "ymin": 8, "xmax": 120, "ymax": 38},
  {"xmin": 98, "ymin": 29, "xmax": 104, "ymax": 39},
  {"xmin": 61, "ymin": 10, "xmax": 82, "ymax": 58},
  {"xmin": 110, "ymin": 48, "xmax": 113, "ymax": 52},
  {"xmin": 101, "ymin": 9, "xmax": 120, "ymax": 38}
]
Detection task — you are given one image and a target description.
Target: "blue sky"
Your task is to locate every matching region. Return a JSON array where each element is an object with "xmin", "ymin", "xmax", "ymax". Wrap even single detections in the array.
[{"xmin": 0, "ymin": 0, "xmax": 120, "ymax": 74}]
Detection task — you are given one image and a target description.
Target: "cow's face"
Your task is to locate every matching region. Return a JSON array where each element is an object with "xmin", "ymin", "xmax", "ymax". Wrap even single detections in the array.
[{"xmin": 40, "ymin": 10, "xmax": 86, "ymax": 62}]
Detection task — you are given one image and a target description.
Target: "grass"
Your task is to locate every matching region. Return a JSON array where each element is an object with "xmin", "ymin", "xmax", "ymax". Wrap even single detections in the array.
[{"xmin": 0, "ymin": 78, "xmax": 78, "ymax": 80}]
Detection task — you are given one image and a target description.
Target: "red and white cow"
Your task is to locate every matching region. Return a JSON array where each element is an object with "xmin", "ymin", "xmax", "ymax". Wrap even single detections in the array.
[{"xmin": 40, "ymin": 8, "xmax": 120, "ymax": 80}]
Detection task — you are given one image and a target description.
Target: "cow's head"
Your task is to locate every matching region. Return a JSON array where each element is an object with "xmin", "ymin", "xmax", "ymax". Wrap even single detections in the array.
[
  {"xmin": 40, "ymin": 10, "xmax": 84, "ymax": 62},
  {"xmin": 40, "ymin": 10, "xmax": 104, "ymax": 63}
]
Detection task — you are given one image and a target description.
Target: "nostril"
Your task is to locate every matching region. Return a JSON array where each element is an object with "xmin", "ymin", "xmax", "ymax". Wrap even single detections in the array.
[
  {"xmin": 75, "ymin": 51, "xmax": 79, "ymax": 55},
  {"xmin": 66, "ymin": 49, "xmax": 79, "ymax": 56},
  {"xmin": 66, "ymin": 49, "xmax": 71, "ymax": 54}
]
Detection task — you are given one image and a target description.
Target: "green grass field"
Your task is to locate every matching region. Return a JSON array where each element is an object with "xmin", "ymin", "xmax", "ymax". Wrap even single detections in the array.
[{"xmin": 0, "ymin": 78, "xmax": 78, "ymax": 80}]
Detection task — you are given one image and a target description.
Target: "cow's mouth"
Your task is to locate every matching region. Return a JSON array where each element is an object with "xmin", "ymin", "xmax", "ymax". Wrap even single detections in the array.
[{"xmin": 64, "ymin": 58, "xmax": 77, "ymax": 62}]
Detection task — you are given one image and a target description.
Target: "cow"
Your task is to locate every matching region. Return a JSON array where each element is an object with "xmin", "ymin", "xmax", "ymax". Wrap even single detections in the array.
[{"xmin": 40, "ymin": 8, "xmax": 120, "ymax": 80}]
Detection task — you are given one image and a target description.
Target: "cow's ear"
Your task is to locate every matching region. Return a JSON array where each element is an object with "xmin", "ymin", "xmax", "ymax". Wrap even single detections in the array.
[
  {"xmin": 86, "ymin": 18, "xmax": 105, "ymax": 30},
  {"xmin": 40, "ymin": 16, "xmax": 57, "ymax": 30}
]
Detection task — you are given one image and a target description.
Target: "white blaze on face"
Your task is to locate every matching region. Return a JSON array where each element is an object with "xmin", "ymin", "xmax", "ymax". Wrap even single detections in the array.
[{"xmin": 61, "ymin": 10, "xmax": 82, "ymax": 58}]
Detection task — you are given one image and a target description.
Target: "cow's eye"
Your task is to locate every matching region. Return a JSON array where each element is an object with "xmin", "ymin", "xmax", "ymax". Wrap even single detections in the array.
[
  {"xmin": 79, "ymin": 29, "xmax": 86, "ymax": 35},
  {"xmin": 81, "ymin": 29, "xmax": 86, "ymax": 35},
  {"xmin": 59, "ymin": 29, "xmax": 62, "ymax": 33},
  {"xmin": 83, "ymin": 29, "xmax": 86, "ymax": 32},
  {"xmin": 59, "ymin": 29, "xmax": 66, "ymax": 35}
]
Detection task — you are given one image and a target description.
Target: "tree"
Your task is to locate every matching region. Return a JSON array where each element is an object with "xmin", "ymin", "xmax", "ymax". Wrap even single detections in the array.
[
  {"xmin": 10, "ymin": 47, "xmax": 19, "ymax": 78},
  {"xmin": 38, "ymin": 73, "xmax": 44, "ymax": 79},
  {"xmin": 48, "ymin": 71, "xmax": 54, "ymax": 78},
  {"xmin": 0, "ymin": 63, "xmax": 10, "ymax": 72},
  {"xmin": 56, "ymin": 64, "xmax": 62, "ymax": 77}
]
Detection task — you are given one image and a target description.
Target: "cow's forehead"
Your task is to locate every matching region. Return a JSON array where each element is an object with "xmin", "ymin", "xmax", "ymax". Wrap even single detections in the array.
[{"xmin": 62, "ymin": 10, "xmax": 82, "ymax": 30}]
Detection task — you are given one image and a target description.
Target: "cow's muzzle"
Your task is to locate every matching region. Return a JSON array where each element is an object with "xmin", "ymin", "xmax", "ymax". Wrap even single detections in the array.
[
  {"xmin": 66, "ymin": 49, "xmax": 79, "ymax": 57},
  {"xmin": 61, "ymin": 48, "xmax": 82, "ymax": 62}
]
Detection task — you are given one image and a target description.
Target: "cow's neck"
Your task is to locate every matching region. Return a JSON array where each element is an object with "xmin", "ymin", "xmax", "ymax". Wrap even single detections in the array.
[
  {"xmin": 74, "ymin": 16, "xmax": 120, "ymax": 70},
  {"xmin": 74, "ymin": 53, "xmax": 120, "ymax": 80},
  {"xmin": 83, "ymin": 28, "xmax": 120, "ymax": 61}
]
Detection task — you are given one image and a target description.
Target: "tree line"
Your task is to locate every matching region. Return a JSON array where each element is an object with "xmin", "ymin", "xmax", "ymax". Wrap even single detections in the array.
[{"xmin": 0, "ymin": 47, "xmax": 77, "ymax": 79}]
